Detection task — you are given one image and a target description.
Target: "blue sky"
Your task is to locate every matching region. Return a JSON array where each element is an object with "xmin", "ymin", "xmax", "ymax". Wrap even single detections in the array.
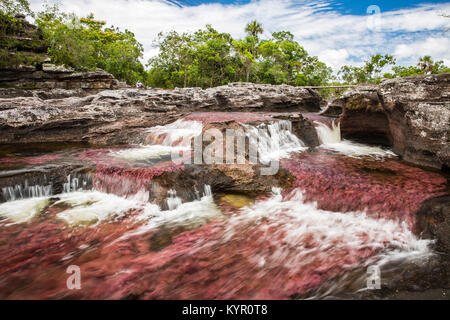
[
  {"xmin": 169, "ymin": 0, "xmax": 446, "ymax": 13},
  {"xmin": 30, "ymin": 0, "xmax": 450, "ymax": 72}
]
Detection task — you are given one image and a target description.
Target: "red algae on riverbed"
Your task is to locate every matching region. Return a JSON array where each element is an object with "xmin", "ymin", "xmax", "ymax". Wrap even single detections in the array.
[
  {"xmin": 77, "ymin": 148, "xmax": 185, "ymax": 198},
  {"xmin": 281, "ymin": 150, "xmax": 447, "ymax": 228},
  {"xmin": 0, "ymin": 117, "xmax": 447, "ymax": 300}
]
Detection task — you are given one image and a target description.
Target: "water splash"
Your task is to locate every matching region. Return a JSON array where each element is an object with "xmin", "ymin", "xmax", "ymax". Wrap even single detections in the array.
[
  {"xmin": 0, "ymin": 197, "xmax": 49, "ymax": 224},
  {"xmin": 210, "ymin": 187, "xmax": 434, "ymax": 297},
  {"xmin": 54, "ymin": 191, "xmax": 139, "ymax": 226},
  {"xmin": 112, "ymin": 185, "xmax": 220, "ymax": 243}
]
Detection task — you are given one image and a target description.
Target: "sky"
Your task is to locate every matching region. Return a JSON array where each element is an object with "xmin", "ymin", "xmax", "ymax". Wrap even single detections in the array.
[{"xmin": 29, "ymin": 0, "xmax": 450, "ymax": 72}]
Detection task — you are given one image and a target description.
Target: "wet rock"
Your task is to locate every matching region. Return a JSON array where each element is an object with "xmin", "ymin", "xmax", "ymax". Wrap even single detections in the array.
[
  {"xmin": 272, "ymin": 113, "xmax": 320, "ymax": 147},
  {"xmin": 416, "ymin": 195, "xmax": 450, "ymax": 258},
  {"xmin": 0, "ymin": 162, "xmax": 94, "ymax": 202},
  {"xmin": 150, "ymin": 163, "xmax": 294, "ymax": 209}
]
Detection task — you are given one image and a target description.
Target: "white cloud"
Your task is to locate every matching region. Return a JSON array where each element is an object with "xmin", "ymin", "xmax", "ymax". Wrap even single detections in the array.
[
  {"xmin": 318, "ymin": 49, "xmax": 349, "ymax": 71},
  {"xmin": 29, "ymin": 0, "xmax": 450, "ymax": 71},
  {"xmin": 395, "ymin": 37, "xmax": 450, "ymax": 60}
]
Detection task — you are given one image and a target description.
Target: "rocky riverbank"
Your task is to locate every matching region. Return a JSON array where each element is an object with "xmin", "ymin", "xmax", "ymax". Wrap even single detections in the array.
[
  {"xmin": 0, "ymin": 83, "xmax": 321, "ymax": 145},
  {"xmin": 325, "ymin": 74, "xmax": 450, "ymax": 170}
]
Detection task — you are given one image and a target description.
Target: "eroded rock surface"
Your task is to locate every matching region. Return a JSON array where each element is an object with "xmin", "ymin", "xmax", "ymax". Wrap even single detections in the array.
[
  {"xmin": 329, "ymin": 74, "xmax": 450, "ymax": 169},
  {"xmin": 0, "ymin": 84, "xmax": 321, "ymax": 145}
]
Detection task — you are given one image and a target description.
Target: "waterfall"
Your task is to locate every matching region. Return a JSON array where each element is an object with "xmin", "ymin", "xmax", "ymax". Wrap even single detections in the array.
[
  {"xmin": 1, "ymin": 180, "xmax": 52, "ymax": 202},
  {"xmin": 147, "ymin": 119, "xmax": 203, "ymax": 147},
  {"xmin": 244, "ymin": 120, "xmax": 307, "ymax": 164},
  {"xmin": 315, "ymin": 120, "xmax": 341, "ymax": 144},
  {"xmin": 166, "ymin": 190, "xmax": 182, "ymax": 210},
  {"xmin": 63, "ymin": 174, "xmax": 92, "ymax": 194}
]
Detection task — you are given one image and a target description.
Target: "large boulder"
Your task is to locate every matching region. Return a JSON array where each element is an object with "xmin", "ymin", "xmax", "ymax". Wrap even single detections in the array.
[
  {"xmin": 330, "ymin": 74, "xmax": 450, "ymax": 169},
  {"xmin": 380, "ymin": 74, "xmax": 450, "ymax": 169}
]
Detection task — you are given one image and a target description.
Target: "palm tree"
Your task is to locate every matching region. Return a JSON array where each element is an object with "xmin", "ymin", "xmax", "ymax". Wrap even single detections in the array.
[
  {"xmin": 418, "ymin": 56, "xmax": 434, "ymax": 74},
  {"xmin": 245, "ymin": 20, "xmax": 264, "ymax": 39}
]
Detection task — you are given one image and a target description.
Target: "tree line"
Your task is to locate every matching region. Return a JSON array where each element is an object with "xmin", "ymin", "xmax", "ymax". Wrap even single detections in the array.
[
  {"xmin": 1, "ymin": 0, "xmax": 449, "ymax": 88},
  {"xmin": 338, "ymin": 54, "xmax": 449, "ymax": 85},
  {"xmin": 146, "ymin": 21, "xmax": 332, "ymax": 88}
]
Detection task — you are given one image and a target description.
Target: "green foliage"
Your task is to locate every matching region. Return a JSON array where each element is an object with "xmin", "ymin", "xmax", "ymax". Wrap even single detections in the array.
[
  {"xmin": 35, "ymin": 6, "xmax": 145, "ymax": 84},
  {"xmin": 338, "ymin": 54, "xmax": 396, "ymax": 84},
  {"xmin": 147, "ymin": 24, "xmax": 331, "ymax": 88},
  {"xmin": 417, "ymin": 55, "xmax": 449, "ymax": 74},
  {"xmin": 339, "ymin": 54, "xmax": 448, "ymax": 84},
  {"xmin": 0, "ymin": 0, "xmax": 32, "ymax": 16},
  {"xmin": 337, "ymin": 65, "xmax": 369, "ymax": 84},
  {"xmin": 147, "ymin": 25, "xmax": 239, "ymax": 88},
  {"xmin": 0, "ymin": 0, "xmax": 33, "ymax": 37}
]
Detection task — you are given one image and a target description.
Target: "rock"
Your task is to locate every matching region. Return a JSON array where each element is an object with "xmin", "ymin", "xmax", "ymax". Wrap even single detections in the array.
[
  {"xmin": 0, "ymin": 84, "xmax": 321, "ymax": 146},
  {"xmin": 272, "ymin": 113, "xmax": 320, "ymax": 147},
  {"xmin": 415, "ymin": 195, "xmax": 450, "ymax": 288},
  {"xmin": 330, "ymin": 74, "xmax": 450, "ymax": 169},
  {"xmin": 320, "ymin": 103, "xmax": 343, "ymax": 117},
  {"xmin": 380, "ymin": 74, "xmax": 450, "ymax": 169},
  {"xmin": 337, "ymin": 85, "xmax": 393, "ymax": 146},
  {"xmin": 150, "ymin": 163, "xmax": 294, "ymax": 209},
  {"xmin": 0, "ymin": 17, "xmax": 120, "ymax": 92},
  {"xmin": 416, "ymin": 195, "xmax": 450, "ymax": 255},
  {"xmin": 42, "ymin": 63, "xmax": 74, "ymax": 73},
  {"xmin": 0, "ymin": 67, "xmax": 120, "ymax": 92}
]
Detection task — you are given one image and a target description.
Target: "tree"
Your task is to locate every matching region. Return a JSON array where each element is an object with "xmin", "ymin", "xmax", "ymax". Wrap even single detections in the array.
[
  {"xmin": 36, "ymin": 6, "xmax": 145, "ymax": 85},
  {"xmin": 339, "ymin": 54, "xmax": 396, "ymax": 84},
  {"xmin": 364, "ymin": 54, "xmax": 396, "ymax": 82},
  {"xmin": 146, "ymin": 22, "xmax": 331, "ymax": 88},
  {"xmin": 147, "ymin": 25, "xmax": 238, "ymax": 88},
  {"xmin": 0, "ymin": 0, "xmax": 33, "ymax": 36},
  {"xmin": 245, "ymin": 20, "xmax": 263, "ymax": 39},
  {"xmin": 258, "ymin": 31, "xmax": 330, "ymax": 86},
  {"xmin": 390, "ymin": 65, "xmax": 422, "ymax": 77},
  {"xmin": 193, "ymin": 25, "xmax": 236, "ymax": 88},
  {"xmin": 233, "ymin": 37, "xmax": 255, "ymax": 82},
  {"xmin": 417, "ymin": 55, "xmax": 448, "ymax": 74},
  {"xmin": 0, "ymin": 0, "xmax": 32, "ymax": 16},
  {"xmin": 338, "ymin": 65, "xmax": 369, "ymax": 84}
]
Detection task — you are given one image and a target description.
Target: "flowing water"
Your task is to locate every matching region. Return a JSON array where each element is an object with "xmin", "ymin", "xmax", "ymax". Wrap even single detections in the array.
[{"xmin": 0, "ymin": 114, "xmax": 447, "ymax": 299}]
